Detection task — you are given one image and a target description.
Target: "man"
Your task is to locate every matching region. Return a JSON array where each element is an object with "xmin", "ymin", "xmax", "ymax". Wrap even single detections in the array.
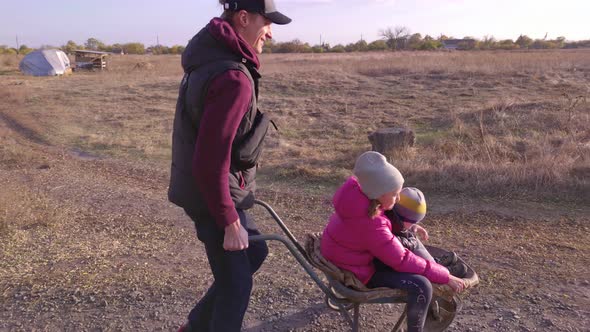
[{"xmin": 168, "ymin": 1, "xmax": 291, "ymax": 331}]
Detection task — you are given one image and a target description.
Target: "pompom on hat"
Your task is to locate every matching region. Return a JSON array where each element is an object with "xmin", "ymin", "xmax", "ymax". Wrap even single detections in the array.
[
  {"xmin": 394, "ymin": 187, "xmax": 427, "ymax": 224},
  {"xmin": 353, "ymin": 151, "xmax": 404, "ymax": 199}
]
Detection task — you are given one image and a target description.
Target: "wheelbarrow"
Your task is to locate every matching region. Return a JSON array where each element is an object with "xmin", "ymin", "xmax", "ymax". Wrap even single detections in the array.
[{"xmin": 249, "ymin": 200, "xmax": 479, "ymax": 332}]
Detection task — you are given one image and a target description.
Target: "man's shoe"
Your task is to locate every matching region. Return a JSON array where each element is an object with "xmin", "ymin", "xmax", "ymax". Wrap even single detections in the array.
[{"xmin": 177, "ymin": 322, "xmax": 192, "ymax": 332}]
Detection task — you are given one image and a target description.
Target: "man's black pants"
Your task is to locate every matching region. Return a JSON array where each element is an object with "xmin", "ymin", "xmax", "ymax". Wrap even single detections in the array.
[{"xmin": 184, "ymin": 209, "xmax": 268, "ymax": 332}]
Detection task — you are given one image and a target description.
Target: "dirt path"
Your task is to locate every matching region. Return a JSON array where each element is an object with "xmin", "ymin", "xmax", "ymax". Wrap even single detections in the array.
[{"xmin": 1, "ymin": 120, "xmax": 589, "ymax": 332}]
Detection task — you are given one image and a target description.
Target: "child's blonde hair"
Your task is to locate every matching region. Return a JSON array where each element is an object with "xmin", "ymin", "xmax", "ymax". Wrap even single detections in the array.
[{"xmin": 368, "ymin": 199, "xmax": 381, "ymax": 219}]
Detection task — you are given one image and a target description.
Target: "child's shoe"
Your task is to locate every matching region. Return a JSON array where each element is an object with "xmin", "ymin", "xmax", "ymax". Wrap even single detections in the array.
[
  {"xmin": 435, "ymin": 251, "xmax": 458, "ymax": 266},
  {"xmin": 447, "ymin": 262, "xmax": 468, "ymax": 278}
]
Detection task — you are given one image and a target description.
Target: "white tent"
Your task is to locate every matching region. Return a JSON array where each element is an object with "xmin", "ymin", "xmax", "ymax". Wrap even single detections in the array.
[{"xmin": 19, "ymin": 49, "xmax": 71, "ymax": 76}]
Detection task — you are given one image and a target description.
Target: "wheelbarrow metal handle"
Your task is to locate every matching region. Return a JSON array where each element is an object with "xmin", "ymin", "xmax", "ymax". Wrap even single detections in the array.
[
  {"xmin": 248, "ymin": 203, "xmax": 361, "ymax": 329},
  {"xmin": 253, "ymin": 199, "xmax": 307, "ymax": 257},
  {"xmin": 248, "ymin": 234, "xmax": 332, "ymax": 295}
]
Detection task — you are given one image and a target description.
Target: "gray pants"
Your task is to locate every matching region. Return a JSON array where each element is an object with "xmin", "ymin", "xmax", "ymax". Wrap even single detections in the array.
[{"xmin": 412, "ymin": 238, "xmax": 435, "ymax": 262}]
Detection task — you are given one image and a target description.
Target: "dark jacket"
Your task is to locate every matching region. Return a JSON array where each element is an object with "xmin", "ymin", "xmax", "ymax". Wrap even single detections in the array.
[
  {"xmin": 384, "ymin": 209, "xmax": 419, "ymax": 251},
  {"xmin": 168, "ymin": 18, "xmax": 270, "ymax": 228}
]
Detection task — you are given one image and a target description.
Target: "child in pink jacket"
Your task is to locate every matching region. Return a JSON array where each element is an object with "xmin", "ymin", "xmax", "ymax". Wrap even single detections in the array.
[{"xmin": 321, "ymin": 151, "xmax": 464, "ymax": 332}]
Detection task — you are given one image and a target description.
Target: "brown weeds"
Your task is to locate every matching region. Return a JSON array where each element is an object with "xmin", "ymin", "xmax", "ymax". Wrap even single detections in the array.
[
  {"xmin": 1, "ymin": 51, "xmax": 589, "ymax": 202},
  {"xmin": 0, "ymin": 55, "xmax": 21, "ymax": 71},
  {"xmin": 0, "ymin": 86, "xmax": 28, "ymax": 105},
  {"xmin": 352, "ymin": 50, "xmax": 590, "ymax": 77}
]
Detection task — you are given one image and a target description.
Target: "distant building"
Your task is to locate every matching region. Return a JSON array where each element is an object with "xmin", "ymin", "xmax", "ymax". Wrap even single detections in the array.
[
  {"xmin": 442, "ymin": 39, "xmax": 476, "ymax": 50},
  {"xmin": 74, "ymin": 50, "xmax": 109, "ymax": 71},
  {"xmin": 394, "ymin": 37, "xmax": 408, "ymax": 50}
]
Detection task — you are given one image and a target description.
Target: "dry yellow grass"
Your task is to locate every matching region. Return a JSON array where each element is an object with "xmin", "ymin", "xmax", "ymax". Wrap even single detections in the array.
[
  {"xmin": 260, "ymin": 51, "xmax": 590, "ymax": 202},
  {"xmin": 260, "ymin": 49, "xmax": 590, "ymax": 75},
  {"xmin": 1, "ymin": 51, "xmax": 588, "ymax": 203}
]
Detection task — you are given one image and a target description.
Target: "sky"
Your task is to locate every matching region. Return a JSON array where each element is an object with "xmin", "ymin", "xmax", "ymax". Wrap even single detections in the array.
[{"xmin": 1, "ymin": 0, "xmax": 588, "ymax": 48}]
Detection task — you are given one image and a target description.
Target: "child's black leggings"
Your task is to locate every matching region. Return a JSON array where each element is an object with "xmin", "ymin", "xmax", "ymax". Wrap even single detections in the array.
[{"xmin": 369, "ymin": 260, "xmax": 433, "ymax": 332}]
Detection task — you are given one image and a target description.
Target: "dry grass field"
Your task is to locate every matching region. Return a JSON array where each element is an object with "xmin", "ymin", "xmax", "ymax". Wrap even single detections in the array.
[{"xmin": 1, "ymin": 50, "xmax": 589, "ymax": 331}]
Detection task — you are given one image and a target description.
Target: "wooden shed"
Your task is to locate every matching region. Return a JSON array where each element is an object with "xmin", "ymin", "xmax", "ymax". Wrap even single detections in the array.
[
  {"xmin": 74, "ymin": 50, "xmax": 109, "ymax": 70},
  {"xmin": 441, "ymin": 39, "xmax": 476, "ymax": 50}
]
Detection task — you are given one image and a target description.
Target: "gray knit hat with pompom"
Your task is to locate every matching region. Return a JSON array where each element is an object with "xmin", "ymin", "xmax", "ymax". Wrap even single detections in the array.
[{"xmin": 353, "ymin": 151, "xmax": 404, "ymax": 199}]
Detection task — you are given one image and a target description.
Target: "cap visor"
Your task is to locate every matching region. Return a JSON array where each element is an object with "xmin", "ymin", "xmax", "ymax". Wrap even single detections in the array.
[{"xmin": 264, "ymin": 11, "xmax": 291, "ymax": 25}]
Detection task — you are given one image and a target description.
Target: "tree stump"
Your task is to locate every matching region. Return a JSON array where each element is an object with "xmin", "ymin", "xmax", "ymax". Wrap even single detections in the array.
[{"xmin": 368, "ymin": 127, "xmax": 415, "ymax": 156}]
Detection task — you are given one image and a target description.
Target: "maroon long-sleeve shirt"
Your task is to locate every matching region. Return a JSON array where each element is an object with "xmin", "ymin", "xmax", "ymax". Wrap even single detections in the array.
[
  {"xmin": 189, "ymin": 18, "xmax": 260, "ymax": 229},
  {"xmin": 192, "ymin": 71, "xmax": 253, "ymax": 228}
]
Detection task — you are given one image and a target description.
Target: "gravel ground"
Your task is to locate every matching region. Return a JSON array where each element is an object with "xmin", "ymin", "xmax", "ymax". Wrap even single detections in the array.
[{"xmin": 1, "ymin": 143, "xmax": 588, "ymax": 331}]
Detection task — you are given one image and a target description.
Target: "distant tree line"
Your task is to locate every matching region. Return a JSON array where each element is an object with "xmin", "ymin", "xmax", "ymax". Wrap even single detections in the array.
[
  {"xmin": 0, "ymin": 38, "xmax": 185, "ymax": 55},
  {"xmin": 0, "ymin": 45, "xmax": 34, "ymax": 55},
  {"xmin": 263, "ymin": 27, "xmax": 590, "ymax": 53},
  {"xmin": 60, "ymin": 38, "xmax": 186, "ymax": 55},
  {"xmin": 2, "ymin": 31, "xmax": 589, "ymax": 56}
]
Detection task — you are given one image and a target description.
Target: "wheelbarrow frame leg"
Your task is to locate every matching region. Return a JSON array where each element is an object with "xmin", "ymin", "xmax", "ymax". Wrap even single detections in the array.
[
  {"xmin": 391, "ymin": 305, "xmax": 407, "ymax": 332},
  {"xmin": 352, "ymin": 304, "xmax": 360, "ymax": 332}
]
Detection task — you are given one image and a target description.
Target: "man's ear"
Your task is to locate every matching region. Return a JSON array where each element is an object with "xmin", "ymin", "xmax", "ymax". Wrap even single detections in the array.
[{"xmin": 236, "ymin": 9, "xmax": 250, "ymax": 28}]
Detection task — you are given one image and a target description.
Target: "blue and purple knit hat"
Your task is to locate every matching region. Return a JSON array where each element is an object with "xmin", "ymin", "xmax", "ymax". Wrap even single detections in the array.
[{"xmin": 394, "ymin": 187, "xmax": 427, "ymax": 224}]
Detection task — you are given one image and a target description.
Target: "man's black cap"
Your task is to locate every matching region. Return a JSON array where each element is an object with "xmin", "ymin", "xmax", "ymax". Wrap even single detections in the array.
[{"xmin": 223, "ymin": 0, "xmax": 292, "ymax": 25}]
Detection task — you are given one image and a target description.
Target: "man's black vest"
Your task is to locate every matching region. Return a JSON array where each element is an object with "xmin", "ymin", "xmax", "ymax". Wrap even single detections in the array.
[{"xmin": 168, "ymin": 26, "xmax": 269, "ymax": 215}]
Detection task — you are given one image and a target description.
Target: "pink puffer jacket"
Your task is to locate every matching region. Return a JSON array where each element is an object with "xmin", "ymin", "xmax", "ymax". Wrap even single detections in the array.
[{"xmin": 320, "ymin": 177, "xmax": 450, "ymax": 285}]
